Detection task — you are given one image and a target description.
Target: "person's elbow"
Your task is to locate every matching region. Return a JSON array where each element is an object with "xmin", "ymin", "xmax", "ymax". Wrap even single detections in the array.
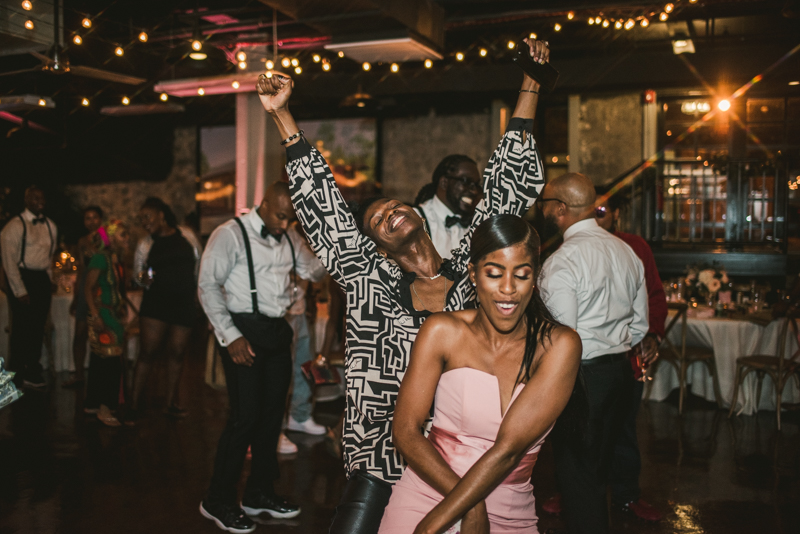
[{"xmin": 392, "ymin": 417, "xmax": 421, "ymax": 460}]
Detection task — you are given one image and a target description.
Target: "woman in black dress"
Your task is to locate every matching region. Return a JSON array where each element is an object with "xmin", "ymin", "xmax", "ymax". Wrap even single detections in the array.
[{"xmin": 131, "ymin": 197, "xmax": 201, "ymax": 417}]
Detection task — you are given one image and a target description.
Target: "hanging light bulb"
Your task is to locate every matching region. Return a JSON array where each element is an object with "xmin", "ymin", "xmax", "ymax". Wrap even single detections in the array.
[
  {"xmin": 529, "ymin": 32, "xmax": 537, "ymax": 39},
  {"xmin": 424, "ymin": 59, "xmax": 433, "ymax": 68},
  {"xmin": 236, "ymin": 51, "xmax": 246, "ymax": 62},
  {"xmin": 197, "ymin": 88, "xmax": 205, "ymax": 96},
  {"xmin": 82, "ymin": 18, "xmax": 92, "ymax": 29},
  {"xmin": 281, "ymin": 57, "xmax": 291, "ymax": 68},
  {"xmin": 81, "ymin": 98, "xmax": 89, "ymax": 106},
  {"xmin": 554, "ymin": 23, "xmax": 562, "ymax": 31},
  {"xmin": 265, "ymin": 60, "xmax": 274, "ymax": 70},
  {"xmin": 454, "ymin": 52, "xmax": 463, "ymax": 61},
  {"xmin": 718, "ymin": 99, "xmax": 731, "ymax": 111},
  {"xmin": 640, "ymin": 18, "xmax": 650, "ymax": 28},
  {"xmin": 322, "ymin": 61, "xmax": 331, "ymax": 71},
  {"xmin": 238, "ymin": 61, "xmax": 247, "ymax": 70},
  {"xmin": 479, "ymin": 48, "xmax": 487, "ymax": 57},
  {"xmin": 337, "ymin": 51, "xmax": 344, "ymax": 58},
  {"xmin": 24, "ymin": 19, "xmax": 34, "ymax": 30},
  {"xmin": 22, "ymin": 1, "xmax": 32, "ymax": 11},
  {"xmin": 614, "ymin": 20, "xmax": 623, "ymax": 29},
  {"xmin": 121, "ymin": 96, "xmax": 130, "ymax": 105},
  {"xmin": 602, "ymin": 19, "xmax": 610, "ymax": 27},
  {"xmin": 362, "ymin": 62, "xmax": 371, "ymax": 71},
  {"xmin": 191, "ymin": 39, "xmax": 202, "ymax": 51},
  {"xmin": 507, "ymin": 40, "xmax": 515, "ymax": 49},
  {"xmin": 232, "ymin": 80, "xmax": 240, "ymax": 89},
  {"xmin": 115, "ymin": 46, "xmax": 124, "ymax": 56},
  {"xmin": 160, "ymin": 93, "xmax": 168, "ymax": 101},
  {"xmin": 567, "ymin": 11, "xmax": 575, "ymax": 20},
  {"xmin": 312, "ymin": 54, "xmax": 321, "ymax": 63},
  {"xmin": 390, "ymin": 63, "xmax": 399, "ymax": 72},
  {"xmin": 190, "ymin": 52, "xmax": 207, "ymax": 60},
  {"xmin": 73, "ymin": 35, "xmax": 82, "ymax": 45},
  {"xmin": 265, "ymin": 71, "xmax": 273, "ymax": 78},
  {"xmin": 294, "ymin": 66, "xmax": 302, "ymax": 74},
  {"xmin": 665, "ymin": 3, "xmax": 674, "ymax": 13},
  {"xmin": 138, "ymin": 31, "xmax": 148, "ymax": 43},
  {"xmin": 625, "ymin": 19, "xmax": 635, "ymax": 30},
  {"xmin": 38, "ymin": 98, "xmax": 46, "ymax": 106},
  {"xmin": 589, "ymin": 18, "xmax": 595, "ymax": 25},
  {"xmin": 291, "ymin": 58, "xmax": 299, "ymax": 67},
  {"xmin": 659, "ymin": 12, "xmax": 669, "ymax": 21}
]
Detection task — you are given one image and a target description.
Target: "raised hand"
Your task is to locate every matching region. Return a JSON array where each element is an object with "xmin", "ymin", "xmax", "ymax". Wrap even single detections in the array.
[
  {"xmin": 523, "ymin": 38, "xmax": 550, "ymax": 64},
  {"xmin": 256, "ymin": 72, "xmax": 293, "ymax": 114}
]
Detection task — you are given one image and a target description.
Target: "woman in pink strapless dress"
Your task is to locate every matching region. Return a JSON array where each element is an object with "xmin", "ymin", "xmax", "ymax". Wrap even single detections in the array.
[{"xmin": 380, "ymin": 215, "xmax": 583, "ymax": 534}]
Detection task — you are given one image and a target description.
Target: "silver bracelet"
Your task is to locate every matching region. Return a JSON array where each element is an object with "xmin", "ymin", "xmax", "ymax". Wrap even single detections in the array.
[
  {"xmin": 519, "ymin": 89, "xmax": 539, "ymax": 94},
  {"xmin": 280, "ymin": 129, "xmax": 304, "ymax": 146}
]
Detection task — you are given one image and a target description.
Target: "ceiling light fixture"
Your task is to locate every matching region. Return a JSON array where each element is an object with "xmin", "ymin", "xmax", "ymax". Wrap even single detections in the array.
[
  {"xmin": 362, "ymin": 62, "xmax": 371, "ymax": 71},
  {"xmin": 160, "ymin": 93, "xmax": 168, "ymax": 101},
  {"xmin": 291, "ymin": 58, "xmax": 299, "ymax": 67},
  {"xmin": 789, "ymin": 81, "xmax": 799, "ymax": 86},
  {"xmin": 236, "ymin": 51, "xmax": 246, "ymax": 62},
  {"xmin": 81, "ymin": 18, "xmax": 92, "ymax": 29},
  {"xmin": 595, "ymin": 16, "xmax": 602, "ymax": 24},
  {"xmin": 455, "ymin": 52, "xmax": 464, "ymax": 61},
  {"xmin": 641, "ymin": 18, "xmax": 650, "ymax": 27},
  {"xmin": 189, "ymin": 52, "xmax": 207, "ymax": 60},
  {"xmin": 22, "ymin": 1, "xmax": 32, "ymax": 11},
  {"xmin": 191, "ymin": 39, "xmax": 202, "ymax": 51},
  {"xmin": 589, "ymin": 18, "xmax": 595, "ymax": 25},
  {"xmin": 507, "ymin": 40, "xmax": 515, "ymax": 49},
  {"xmin": 197, "ymin": 88, "xmax": 205, "ymax": 96},
  {"xmin": 529, "ymin": 32, "xmax": 537, "ymax": 39},
  {"xmin": 554, "ymin": 23, "xmax": 562, "ymax": 31},
  {"xmin": 121, "ymin": 96, "xmax": 130, "ymax": 105},
  {"xmin": 294, "ymin": 66, "xmax": 302, "ymax": 74},
  {"xmin": 390, "ymin": 63, "xmax": 399, "ymax": 72},
  {"xmin": 281, "ymin": 57, "xmax": 291, "ymax": 68},
  {"xmin": 38, "ymin": 98, "xmax": 46, "ymax": 106},
  {"xmin": 567, "ymin": 11, "xmax": 574, "ymax": 20},
  {"xmin": 312, "ymin": 54, "xmax": 321, "ymax": 63},
  {"xmin": 672, "ymin": 34, "xmax": 695, "ymax": 54},
  {"xmin": 625, "ymin": 19, "xmax": 635, "ymax": 30},
  {"xmin": 424, "ymin": 59, "xmax": 433, "ymax": 68},
  {"xmin": 322, "ymin": 61, "xmax": 331, "ymax": 71},
  {"xmin": 479, "ymin": 48, "xmax": 487, "ymax": 57},
  {"xmin": 24, "ymin": 20, "xmax": 34, "ymax": 30},
  {"xmin": 718, "ymin": 99, "xmax": 731, "ymax": 111},
  {"xmin": 659, "ymin": 12, "xmax": 669, "ymax": 21},
  {"xmin": 73, "ymin": 35, "xmax": 82, "ymax": 45},
  {"xmin": 231, "ymin": 81, "xmax": 240, "ymax": 89},
  {"xmin": 265, "ymin": 60, "xmax": 274, "ymax": 70},
  {"xmin": 602, "ymin": 19, "xmax": 610, "ymax": 28},
  {"xmin": 115, "ymin": 46, "xmax": 124, "ymax": 56},
  {"xmin": 614, "ymin": 20, "xmax": 623, "ymax": 29},
  {"xmin": 665, "ymin": 3, "xmax": 674, "ymax": 13},
  {"xmin": 81, "ymin": 98, "xmax": 89, "ymax": 106},
  {"xmin": 238, "ymin": 61, "xmax": 247, "ymax": 70},
  {"xmin": 138, "ymin": 31, "xmax": 148, "ymax": 43}
]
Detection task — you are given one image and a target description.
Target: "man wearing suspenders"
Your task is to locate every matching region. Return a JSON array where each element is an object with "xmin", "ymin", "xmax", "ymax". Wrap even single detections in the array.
[
  {"xmin": 197, "ymin": 182, "xmax": 326, "ymax": 534},
  {"xmin": 1, "ymin": 186, "xmax": 57, "ymax": 389}
]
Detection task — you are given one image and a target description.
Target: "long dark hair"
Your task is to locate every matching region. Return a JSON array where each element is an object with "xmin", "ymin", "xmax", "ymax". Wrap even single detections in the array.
[
  {"xmin": 141, "ymin": 197, "xmax": 177, "ymax": 228},
  {"xmin": 470, "ymin": 214, "xmax": 588, "ymax": 436}
]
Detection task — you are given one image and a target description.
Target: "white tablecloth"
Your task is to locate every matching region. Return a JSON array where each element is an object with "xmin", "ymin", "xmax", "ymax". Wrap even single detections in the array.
[{"xmin": 648, "ymin": 311, "xmax": 800, "ymax": 415}]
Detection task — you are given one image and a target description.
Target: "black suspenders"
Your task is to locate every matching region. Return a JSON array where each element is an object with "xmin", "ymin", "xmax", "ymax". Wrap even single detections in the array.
[{"xmin": 17, "ymin": 215, "xmax": 54, "ymax": 270}]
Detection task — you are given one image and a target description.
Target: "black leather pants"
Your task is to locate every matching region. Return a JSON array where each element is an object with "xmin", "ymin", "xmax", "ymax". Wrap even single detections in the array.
[{"xmin": 329, "ymin": 469, "xmax": 393, "ymax": 534}]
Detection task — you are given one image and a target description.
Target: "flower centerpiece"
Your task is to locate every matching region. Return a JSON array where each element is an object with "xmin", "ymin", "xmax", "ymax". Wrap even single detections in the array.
[{"xmin": 685, "ymin": 262, "xmax": 728, "ymax": 302}]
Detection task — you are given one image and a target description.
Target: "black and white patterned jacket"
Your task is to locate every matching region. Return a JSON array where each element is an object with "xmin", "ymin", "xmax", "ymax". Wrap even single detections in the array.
[{"xmin": 285, "ymin": 117, "xmax": 544, "ymax": 483}]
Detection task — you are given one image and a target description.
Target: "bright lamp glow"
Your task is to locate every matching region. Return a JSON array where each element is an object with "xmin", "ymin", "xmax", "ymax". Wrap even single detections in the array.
[
  {"xmin": 191, "ymin": 40, "xmax": 202, "ymax": 51},
  {"xmin": 455, "ymin": 52, "xmax": 464, "ymax": 61},
  {"xmin": 24, "ymin": 20, "xmax": 34, "ymax": 30},
  {"xmin": 73, "ymin": 35, "xmax": 82, "ymax": 45},
  {"xmin": 160, "ymin": 93, "xmax": 168, "ymax": 101},
  {"xmin": 82, "ymin": 18, "xmax": 92, "ymax": 29},
  {"xmin": 139, "ymin": 32, "xmax": 148, "ymax": 43},
  {"xmin": 424, "ymin": 59, "xmax": 433, "ymax": 68},
  {"xmin": 362, "ymin": 62, "xmax": 371, "ymax": 71},
  {"xmin": 390, "ymin": 63, "xmax": 399, "ymax": 72},
  {"xmin": 115, "ymin": 46, "xmax": 124, "ymax": 56},
  {"xmin": 121, "ymin": 96, "xmax": 130, "ymax": 105},
  {"xmin": 718, "ymin": 99, "xmax": 731, "ymax": 111}
]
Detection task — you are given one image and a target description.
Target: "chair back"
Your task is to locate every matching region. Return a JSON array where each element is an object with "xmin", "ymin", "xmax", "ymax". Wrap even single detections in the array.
[
  {"xmin": 661, "ymin": 302, "xmax": 688, "ymax": 362},
  {"xmin": 777, "ymin": 314, "xmax": 799, "ymax": 375}
]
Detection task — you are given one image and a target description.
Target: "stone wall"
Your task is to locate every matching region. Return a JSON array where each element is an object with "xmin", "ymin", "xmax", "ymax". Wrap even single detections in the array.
[
  {"xmin": 578, "ymin": 93, "xmax": 643, "ymax": 184},
  {"xmin": 381, "ymin": 112, "xmax": 492, "ymax": 203},
  {"xmin": 64, "ymin": 127, "xmax": 197, "ymax": 239}
]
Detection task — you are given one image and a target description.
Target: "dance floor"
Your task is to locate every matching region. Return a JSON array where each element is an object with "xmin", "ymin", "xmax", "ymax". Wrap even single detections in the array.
[{"xmin": 1, "ymin": 329, "xmax": 798, "ymax": 534}]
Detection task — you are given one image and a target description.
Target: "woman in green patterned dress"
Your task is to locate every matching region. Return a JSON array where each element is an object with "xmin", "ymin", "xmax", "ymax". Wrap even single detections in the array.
[{"xmin": 84, "ymin": 220, "xmax": 130, "ymax": 426}]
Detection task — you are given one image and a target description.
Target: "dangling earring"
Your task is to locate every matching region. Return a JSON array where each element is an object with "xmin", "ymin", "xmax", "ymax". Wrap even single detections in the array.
[{"xmin": 378, "ymin": 250, "xmax": 388, "ymax": 259}]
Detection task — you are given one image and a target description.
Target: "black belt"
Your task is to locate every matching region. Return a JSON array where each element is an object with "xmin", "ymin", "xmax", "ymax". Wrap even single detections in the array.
[{"xmin": 581, "ymin": 351, "xmax": 629, "ymax": 367}]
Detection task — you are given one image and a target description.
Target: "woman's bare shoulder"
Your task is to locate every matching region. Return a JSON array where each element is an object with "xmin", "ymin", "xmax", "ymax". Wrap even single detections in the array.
[
  {"xmin": 419, "ymin": 310, "xmax": 476, "ymax": 337},
  {"xmin": 545, "ymin": 325, "xmax": 582, "ymax": 355}
]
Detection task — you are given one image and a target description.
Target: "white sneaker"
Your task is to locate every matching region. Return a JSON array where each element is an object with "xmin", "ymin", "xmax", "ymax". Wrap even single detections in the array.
[
  {"xmin": 277, "ymin": 433, "xmax": 298, "ymax": 455},
  {"xmin": 286, "ymin": 416, "xmax": 327, "ymax": 436}
]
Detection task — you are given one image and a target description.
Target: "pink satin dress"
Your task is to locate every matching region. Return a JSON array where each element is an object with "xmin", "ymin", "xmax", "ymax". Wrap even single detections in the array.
[{"xmin": 379, "ymin": 367, "xmax": 551, "ymax": 534}]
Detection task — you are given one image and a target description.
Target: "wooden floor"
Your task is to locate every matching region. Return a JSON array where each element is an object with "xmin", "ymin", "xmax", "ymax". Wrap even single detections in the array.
[{"xmin": 1, "ymin": 331, "xmax": 798, "ymax": 534}]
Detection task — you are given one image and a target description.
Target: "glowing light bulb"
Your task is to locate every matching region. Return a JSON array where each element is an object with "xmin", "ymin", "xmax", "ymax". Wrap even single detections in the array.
[
  {"xmin": 231, "ymin": 81, "xmax": 240, "ymax": 89},
  {"xmin": 424, "ymin": 59, "xmax": 433, "ymax": 68},
  {"xmin": 138, "ymin": 31, "xmax": 148, "ymax": 43},
  {"xmin": 602, "ymin": 19, "xmax": 610, "ymax": 28},
  {"xmin": 160, "ymin": 93, "xmax": 168, "ymax": 101},
  {"xmin": 82, "ymin": 18, "xmax": 92, "ymax": 29},
  {"xmin": 191, "ymin": 40, "xmax": 202, "ymax": 51},
  {"xmin": 625, "ymin": 19, "xmax": 635, "ymax": 30},
  {"xmin": 22, "ymin": 1, "xmax": 32, "ymax": 11},
  {"xmin": 595, "ymin": 16, "xmax": 602, "ymax": 24},
  {"xmin": 390, "ymin": 63, "xmax": 399, "ymax": 72},
  {"xmin": 718, "ymin": 99, "xmax": 731, "ymax": 111},
  {"xmin": 589, "ymin": 18, "xmax": 595, "ymax": 25},
  {"xmin": 265, "ymin": 60, "xmax": 274, "ymax": 70},
  {"xmin": 357, "ymin": 102, "xmax": 365, "ymax": 108},
  {"xmin": 121, "ymin": 96, "xmax": 130, "ymax": 105},
  {"xmin": 322, "ymin": 62, "xmax": 331, "ymax": 71},
  {"xmin": 479, "ymin": 48, "xmax": 487, "ymax": 57},
  {"xmin": 312, "ymin": 54, "xmax": 320, "ymax": 63},
  {"xmin": 362, "ymin": 62, "xmax": 371, "ymax": 71},
  {"xmin": 614, "ymin": 20, "xmax": 623, "ymax": 29},
  {"xmin": 690, "ymin": 0, "xmax": 697, "ymax": 3},
  {"xmin": 640, "ymin": 18, "xmax": 650, "ymax": 28},
  {"xmin": 568, "ymin": 11, "xmax": 574, "ymax": 20},
  {"xmin": 507, "ymin": 40, "xmax": 515, "ymax": 49},
  {"xmin": 238, "ymin": 61, "xmax": 247, "ymax": 70},
  {"xmin": 337, "ymin": 51, "xmax": 344, "ymax": 58},
  {"xmin": 281, "ymin": 57, "xmax": 291, "ymax": 68},
  {"xmin": 455, "ymin": 52, "xmax": 464, "ymax": 61},
  {"xmin": 115, "ymin": 46, "xmax": 124, "ymax": 56},
  {"xmin": 190, "ymin": 52, "xmax": 207, "ymax": 60},
  {"xmin": 789, "ymin": 81, "xmax": 800, "ymax": 86},
  {"xmin": 38, "ymin": 98, "xmax": 46, "ymax": 106},
  {"xmin": 554, "ymin": 23, "xmax": 562, "ymax": 32},
  {"xmin": 529, "ymin": 32, "xmax": 537, "ymax": 39},
  {"xmin": 294, "ymin": 66, "xmax": 302, "ymax": 74},
  {"xmin": 659, "ymin": 12, "xmax": 668, "ymax": 21},
  {"xmin": 197, "ymin": 88, "xmax": 205, "ymax": 96},
  {"xmin": 265, "ymin": 71, "xmax": 273, "ymax": 78},
  {"xmin": 236, "ymin": 51, "xmax": 246, "ymax": 62},
  {"xmin": 24, "ymin": 19, "xmax": 34, "ymax": 30},
  {"xmin": 73, "ymin": 35, "xmax": 82, "ymax": 45},
  {"xmin": 291, "ymin": 58, "xmax": 299, "ymax": 67},
  {"xmin": 665, "ymin": 3, "xmax": 674, "ymax": 13}
]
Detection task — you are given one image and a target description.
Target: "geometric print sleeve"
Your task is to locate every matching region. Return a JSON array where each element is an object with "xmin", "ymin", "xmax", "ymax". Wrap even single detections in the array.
[
  {"xmin": 285, "ymin": 138, "xmax": 376, "ymax": 291},
  {"xmin": 451, "ymin": 117, "xmax": 545, "ymax": 274}
]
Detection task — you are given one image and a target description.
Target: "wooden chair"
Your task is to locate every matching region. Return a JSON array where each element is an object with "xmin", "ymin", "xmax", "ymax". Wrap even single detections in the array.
[
  {"xmin": 728, "ymin": 314, "xmax": 799, "ymax": 430},
  {"xmin": 645, "ymin": 302, "xmax": 723, "ymax": 414}
]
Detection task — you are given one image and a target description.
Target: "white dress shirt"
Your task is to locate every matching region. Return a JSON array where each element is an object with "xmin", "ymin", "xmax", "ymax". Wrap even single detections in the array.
[
  {"xmin": 413, "ymin": 196, "xmax": 468, "ymax": 260},
  {"xmin": 198, "ymin": 208, "xmax": 326, "ymax": 346},
  {"xmin": 1, "ymin": 209, "xmax": 57, "ymax": 297},
  {"xmin": 539, "ymin": 218, "xmax": 648, "ymax": 361}
]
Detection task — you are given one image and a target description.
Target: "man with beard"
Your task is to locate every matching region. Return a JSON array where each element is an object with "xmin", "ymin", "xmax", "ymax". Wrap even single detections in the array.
[
  {"xmin": 413, "ymin": 155, "xmax": 482, "ymax": 259},
  {"xmin": 537, "ymin": 173, "xmax": 649, "ymax": 534}
]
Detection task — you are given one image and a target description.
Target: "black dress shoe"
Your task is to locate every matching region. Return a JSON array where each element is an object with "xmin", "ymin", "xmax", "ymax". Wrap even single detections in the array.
[
  {"xmin": 241, "ymin": 493, "xmax": 301, "ymax": 519},
  {"xmin": 199, "ymin": 501, "xmax": 256, "ymax": 533}
]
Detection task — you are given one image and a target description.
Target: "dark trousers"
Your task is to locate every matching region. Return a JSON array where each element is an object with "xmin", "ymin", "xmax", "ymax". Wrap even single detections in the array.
[
  {"xmin": 7, "ymin": 269, "xmax": 52, "ymax": 380},
  {"xmin": 610, "ymin": 378, "xmax": 644, "ymax": 504},
  {"xmin": 329, "ymin": 469, "xmax": 393, "ymax": 534},
  {"xmin": 552, "ymin": 355, "xmax": 634, "ymax": 534},
  {"xmin": 85, "ymin": 353, "xmax": 123, "ymax": 410},
  {"xmin": 206, "ymin": 324, "xmax": 293, "ymax": 505}
]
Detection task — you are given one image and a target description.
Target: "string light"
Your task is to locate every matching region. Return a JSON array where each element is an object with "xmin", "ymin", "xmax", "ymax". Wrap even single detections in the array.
[
  {"xmin": 424, "ymin": 58, "xmax": 433, "ymax": 68},
  {"xmin": 625, "ymin": 18, "xmax": 635, "ymax": 30},
  {"xmin": 81, "ymin": 98, "xmax": 89, "ymax": 106},
  {"xmin": 602, "ymin": 19, "xmax": 610, "ymax": 27},
  {"xmin": 231, "ymin": 81, "xmax": 240, "ymax": 89},
  {"xmin": 294, "ymin": 66, "xmax": 302, "ymax": 74},
  {"xmin": 38, "ymin": 98, "xmax": 46, "ymax": 106},
  {"xmin": 114, "ymin": 46, "xmax": 124, "ymax": 56},
  {"xmin": 24, "ymin": 20, "xmax": 34, "ymax": 30},
  {"xmin": 291, "ymin": 58, "xmax": 299, "ymax": 67},
  {"xmin": 589, "ymin": 18, "xmax": 595, "ymax": 25},
  {"xmin": 138, "ymin": 31, "xmax": 148, "ymax": 43},
  {"xmin": 507, "ymin": 40, "xmax": 515, "ymax": 49},
  {"xmin": 322, "ymin": 61, "xmax": 331, "ymax": 71},
  {"xmin": 121, "ymin": 96, "xmax": 130, "ymax": 105},
  {"xmin": 265, "ymin": 60, "xmax": 274, "ymax": 70},
  {"xmin": 281, "ymin": 57, "xmax": 291, "ymax": 68},
  {"xmin": 160, "ymin": 93, "xmax": 168, "ymax": 101},
  {"xmin": 362, "ymin": 62, "xmax": 371, "ymax": 71},
  {"xmin": 337, "ymin": 51, "xmax": 344, "ymax": 58},
  {"xmin": 236, "ymin": 51, "xmax": 246, "ymax": 62},
  {"xmin": 455, "ymin": 52, "xmax": 464, "ymax": 61},
  {"xmin": 312, "ymin": 54, "xmax": 321, "ymax": 63},
  {"xmin": 479, "ymin": 48, "xmax": 488, "ymax": 57},
  {"xmin": 614, "ymin": 20, "xmax": 623, "ymax": 29},
  {"xmin": 640, "ymin": 18, "xmax": 650, "ymax": 27},
  {"xmin": 529, "ymin": 32, "xmax": 537, "ymax": 39},
  {"xmin": 73, "ymin": 35, "xmax": 82, "ymax": 45},
  {"xmin": 690, "ymin": 0, "xmax": 697, "ymax": 3},
  {"xmin": 190, "ymin": 52, "xmax": 207, "ymax": 60},
  {"xmin": 568, "ymin": 11, "xmax": 574, "ymax": 20},
  {"xmin": 22, "ymin": 1, "xmax": 32, "ymax": 11},
  {"xmin": 595, "ymin": 16, "xmax": 602, "ymax": 24},
  {"xmin": 265, "ymin": 71, "xmax": 273, "ymax": 78},
  {"xmin": 191, "ymin": 39, "xmax": 202, "ymax": 51},
  {"xmin": 82, "ymin": 18, "xmax": 92, "ymax": 29},
  {"xmin": 390, "ymin": 63, "xmax": 399, "ymax": 72},
  {"xmin": 659, "ymin": 12, "xmax": 669, "ymax": 21},
  {"xmin": 665, "ymin": 3, "xmax": 674, "ymax": 13},
  {"xmin": 197, "ymin": 88, "xmax": 205, "ymax": 96},
  {"xmin": 238, "ymin": 61, "xmax": 247, "ymax": 70},
  {"xmin": 554, "ymin": 23, "xmax": 562, "ymax": 32}
]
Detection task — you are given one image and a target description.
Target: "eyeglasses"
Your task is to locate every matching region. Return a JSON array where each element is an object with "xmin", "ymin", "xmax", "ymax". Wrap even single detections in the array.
[
  {"xmin": 447, "ymin": 175, "xmax": 481, "ymax": 191},
  {"xmin": 595, "ymin": 206, "xmax": 608, "ymax": 219}
]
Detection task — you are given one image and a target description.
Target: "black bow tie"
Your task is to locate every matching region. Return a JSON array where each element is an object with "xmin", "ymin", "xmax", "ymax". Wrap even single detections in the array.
[
  {"xmin": 261, "ymin": 226, "xmax": 282, "ymax": 242},
  {"xmin": 445, "ymin": 215, "xmax": 466, "ymax": 228},
  {"xmin": 32, "ymin": 217, "xmax": 46, "ymax": 225}
]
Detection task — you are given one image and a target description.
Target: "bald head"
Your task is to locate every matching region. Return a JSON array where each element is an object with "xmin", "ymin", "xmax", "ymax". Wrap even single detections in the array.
[
  {"xmin": 258, "ymin": 181, "xmax": 296, "ymax": 238},
  {"xmin": 546, "ymin": 173, "xmax": 596, "ymax": 210}
]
